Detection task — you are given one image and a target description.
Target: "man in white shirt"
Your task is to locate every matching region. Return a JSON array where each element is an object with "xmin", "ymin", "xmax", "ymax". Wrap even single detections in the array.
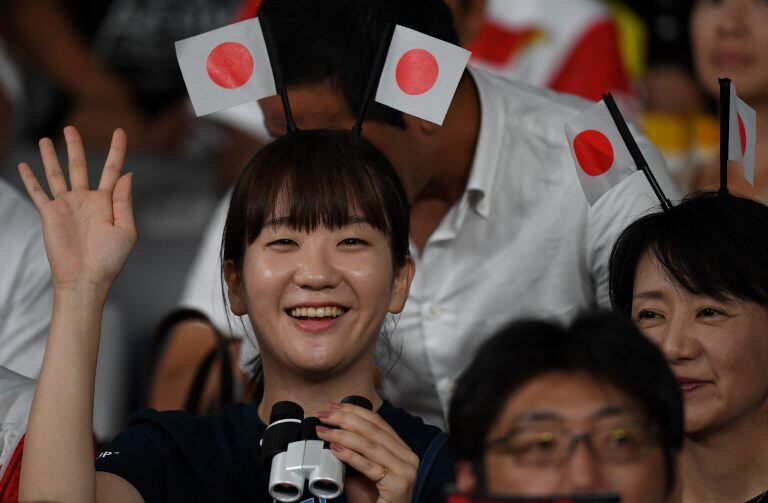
[{"xmin": 174, "ymin": 0, "xmax": 676, "ymax": 427}]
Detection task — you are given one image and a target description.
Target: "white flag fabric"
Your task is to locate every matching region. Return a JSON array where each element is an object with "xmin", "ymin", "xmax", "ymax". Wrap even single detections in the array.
[
  {"xmin": 375, "ymin": 25, "xmax": 471, "ymax": 125},
  {"xmin": 175, "ymin": 18, "xmax": 276, "ymax": 117},
  {"xmin": 727, "ymin": 82, "xmax": 757, "ymax": 186},
  {"xmin": 565, "ymin": 99, "xmax": 637, "ymax": 206}
]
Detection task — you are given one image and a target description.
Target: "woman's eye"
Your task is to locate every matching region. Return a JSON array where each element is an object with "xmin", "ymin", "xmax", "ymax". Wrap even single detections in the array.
[
  {"xmin": 339, "ymin": 238, "xmax": 367, "ymax": 246},
  {"xmin": 268, "ymin": 238, "xmax": 296, "ymax": 247},
  {"xmin": 635, "ymin": 310, "xmax": 662, "ymax": 321},
  {"xmin": 698, "ymin": 307, "xmax": 726, "ymax": 318}
]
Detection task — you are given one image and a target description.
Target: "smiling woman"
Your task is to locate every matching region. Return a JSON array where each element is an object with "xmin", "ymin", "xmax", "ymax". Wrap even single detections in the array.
[
  {"xmin": 17, "ymin": 127, "xmax": 453, "ymax": 502},
  {"xmin": 609, "ymin": 191, "xmax": 768, "ymax": 503}
]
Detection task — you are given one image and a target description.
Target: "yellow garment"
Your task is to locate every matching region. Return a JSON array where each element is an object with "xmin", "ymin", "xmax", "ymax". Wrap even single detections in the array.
[{"xmin": 605, "ymin": 0, "xmax": 647, "ymax": 80}]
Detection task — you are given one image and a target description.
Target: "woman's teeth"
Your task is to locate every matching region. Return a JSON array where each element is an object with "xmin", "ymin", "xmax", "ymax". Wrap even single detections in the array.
[{"xmin": 289, "ymin": 306, "xmax": 345, "ymax": 318}]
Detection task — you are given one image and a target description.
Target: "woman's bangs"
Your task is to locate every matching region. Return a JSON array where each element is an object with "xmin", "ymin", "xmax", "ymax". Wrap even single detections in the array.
[{"xmin": 246, "ymin": 150, "xmax": 391, "ymax": 241}]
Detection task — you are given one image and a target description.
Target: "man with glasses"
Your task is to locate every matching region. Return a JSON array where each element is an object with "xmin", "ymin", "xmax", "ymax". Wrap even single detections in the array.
[{"xmin": 448, "ymin": 313, "xmax": 683, "ymax": 502}]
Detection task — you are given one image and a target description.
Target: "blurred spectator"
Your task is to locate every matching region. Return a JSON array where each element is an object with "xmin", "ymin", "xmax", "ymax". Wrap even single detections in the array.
[
  {"xmin": 448, "ymin": 313, "xmax": 682, "ymax": 501},
  {"xmin": 0, "ymin": 367, "xmax": 34, "ymax": 502},
  {"xmin": 447, "ymin": 0, "xmax": 632, "ymax": 102},
  {"xmin": 688, "ymin": 0, "xmax": 768, "ymax": 200},
  {"xmin": 3, "ymin": 0, "xmax": 264, "ymax": 186},
  {"xmin": 0, "ymin": 36, "xmax": 22, "ymax": 160},
  {"xmin": 618, "ymin": 1, "xmax": 718, "ymax": 193},
  {"xmin": 0, "ymin": 39, "xmax": 51, "ymax": 380}
]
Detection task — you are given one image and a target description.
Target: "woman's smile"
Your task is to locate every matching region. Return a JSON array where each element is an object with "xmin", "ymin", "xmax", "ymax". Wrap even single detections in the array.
[{"xmin": 286, "ymin": 303, "xmax": 350, "ymax": 333}]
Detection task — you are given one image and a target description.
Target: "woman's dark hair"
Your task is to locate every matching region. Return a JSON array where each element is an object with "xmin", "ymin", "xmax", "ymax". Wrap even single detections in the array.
[
  {"xmin": 448, "ymin": 311, "xmax": 683, "ymax": 493},
  {"xmin": 609, "ymin": 191, "xmax": 768, "ymax": 315},
  {"xmin": 221, "ymin": 129, "xmax": 410, "ymax": 392}
]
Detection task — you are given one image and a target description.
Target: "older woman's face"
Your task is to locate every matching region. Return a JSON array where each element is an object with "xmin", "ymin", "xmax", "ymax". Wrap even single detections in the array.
[
  {"xmin": 691, "ymin": 0, "xmax": 768, "ymax": 102},
  {"xmin": 632, "ymin": 252, "xmax": 768, "ymax": 435}
]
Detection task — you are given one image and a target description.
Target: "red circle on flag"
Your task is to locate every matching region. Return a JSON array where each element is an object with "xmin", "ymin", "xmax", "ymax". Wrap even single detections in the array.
[
  {"xmin": 206, "ymin": 42, "xmax": 254, "ymax": 89},
  {"xmin": 573, "ymin": 130, "xmax": 615, "ymax": 176},
  {"xmin": 395, "ymin": 49, "xmax": 439, "ymax": 95},
  {"xmin": 738, "ymin": 113, "xmax": 747, "ymax": 156}
]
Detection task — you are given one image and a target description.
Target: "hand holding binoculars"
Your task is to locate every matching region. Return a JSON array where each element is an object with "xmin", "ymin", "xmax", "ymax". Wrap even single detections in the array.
[{"xmin": 261, "ymin": 396, "xmax": 373, "ymax": 502}]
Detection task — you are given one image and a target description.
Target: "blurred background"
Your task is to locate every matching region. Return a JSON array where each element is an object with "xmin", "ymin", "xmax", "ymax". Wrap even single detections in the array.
[{"xmin": 0, "ymin": 0, "xmax": 753, "ymax": 440}]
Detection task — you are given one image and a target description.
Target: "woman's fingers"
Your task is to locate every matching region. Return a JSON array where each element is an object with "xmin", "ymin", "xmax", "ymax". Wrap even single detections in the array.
[
  {"xmin": 337, "ymin": 402, "xmax": 404, "ymax": 445},
  {"xmin": 317, "ymin": 425, "xmax": 416, "ymax": 477},
  {"xmin": 112, "ymin": 173, "xmax": 136, "ymax": 237},
  {"xmin": 18, "ymin": 163, "xmax": 50, "ymax": 211},
  {"xmin": 38, "ymin": 137, "xmax": 68, "ymax": 198},
  {"xmin": 325, "ymin": 442, "xmax": 392, "ymax": 484},
  {"xmin": 327, "ymin": 403, "xmax": 412, "ymax": 455},
  {"xmin": 63, "ymin": 126, "xmax": 89, "ymax": 190},
  {"xmin": 98, "ymin": 129, "xmax": 127, "ymax": 191},
  {"xmin": 316, "ymin": 408, "xmax": 420, "ymax": 470}
]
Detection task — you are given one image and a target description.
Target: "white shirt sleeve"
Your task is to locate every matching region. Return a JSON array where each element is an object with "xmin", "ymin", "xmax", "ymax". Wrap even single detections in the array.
[
  {"xmin": 585, "ymin": 134, "xmax": 680, "ymax": 307},
  {"xmin": 0, "ymin": 181, "xmax": 53, "ymax": 379},
  {"xmin": 0, "ymin": 366, "xmax": 35, "ymax": 480}
]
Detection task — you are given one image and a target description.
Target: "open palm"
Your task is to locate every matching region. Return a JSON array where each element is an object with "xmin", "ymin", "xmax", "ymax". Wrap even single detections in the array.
[{"xmin": 18, "ymin": 126, "xmax": 136, "ymax": 290}]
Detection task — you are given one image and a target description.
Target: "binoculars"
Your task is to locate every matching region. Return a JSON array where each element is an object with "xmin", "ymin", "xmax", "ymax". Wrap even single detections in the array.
[{"xmin": 261, "ymin": 395, "xmax": 373, "ymax": 502}]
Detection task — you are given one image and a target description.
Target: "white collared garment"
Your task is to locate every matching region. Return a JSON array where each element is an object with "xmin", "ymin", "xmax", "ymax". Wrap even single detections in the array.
[
  {"xmin": 0, "ymin": 366, "xmax": 35, "ymax": 481},
  {"xmin": 381, "ymin": 68, "xmax": 678, "ymax": 428},
  {"xmin": 0, "ymin": 179, "xmax": 53, "ymax": 379}
]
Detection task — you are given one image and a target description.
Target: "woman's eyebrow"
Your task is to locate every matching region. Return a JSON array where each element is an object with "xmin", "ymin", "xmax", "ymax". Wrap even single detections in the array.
[{"xmin": 633, "ymin": 290, "xmax": 665, "ymax": 301}]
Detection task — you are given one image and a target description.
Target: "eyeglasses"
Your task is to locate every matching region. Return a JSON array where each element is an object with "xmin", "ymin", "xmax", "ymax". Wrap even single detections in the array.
[{"xmin": 486, "ymin": 421, "xmax": 658, "ymax": 467}]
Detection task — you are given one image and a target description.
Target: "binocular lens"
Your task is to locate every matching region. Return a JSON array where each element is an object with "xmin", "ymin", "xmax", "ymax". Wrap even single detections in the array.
[
  {"xmin": 272, "ymin": 482, "xmax": 302, "ymax": 501},
  {"xmin": 309, "ymin": 478, "xmax": 341, "ymax": 497}
]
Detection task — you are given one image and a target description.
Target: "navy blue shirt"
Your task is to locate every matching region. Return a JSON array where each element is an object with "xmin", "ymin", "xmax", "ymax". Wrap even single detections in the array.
[{"xmin": 95, "ymin": 400, "xmax": 453, "ymax": 502}]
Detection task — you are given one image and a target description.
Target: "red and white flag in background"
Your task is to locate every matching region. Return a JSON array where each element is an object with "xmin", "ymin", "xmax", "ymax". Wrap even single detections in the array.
[
  {"xmin": 375, "ymin": 25, "xmax": 471, "ymax": 125},
  {"xmin": 469, "ymin": 0, "xmax": 631, "ymax": 102},
  {"xmin": 175, "ymin": 17, "xmax": 276, "ymax": 117},
  {"xmin": 727, "ymin": 82, "xmax": 757, "ymax": 186},
  {"xmin": 565, "ymin": 99, "xmax": 637, "ymax": 206}
]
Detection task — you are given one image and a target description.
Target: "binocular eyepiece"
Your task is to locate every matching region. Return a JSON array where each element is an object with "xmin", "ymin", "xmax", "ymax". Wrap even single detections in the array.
[{"xmin": 261, "ymin": 396, "xmax": 373, "ymax": 502}]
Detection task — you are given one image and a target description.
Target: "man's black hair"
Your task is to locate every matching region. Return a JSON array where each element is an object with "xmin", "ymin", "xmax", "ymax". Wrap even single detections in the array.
[
  {"xmin": 609, "ymin": 191, "xmax": 768, "ymax": 315},
  {"xmin": 448, "ymin": 311, "xmax": 683, "ymax": 493},
  {"xmin": 260, "ymin": 0, "xmax": 459, "ymax": 128}
]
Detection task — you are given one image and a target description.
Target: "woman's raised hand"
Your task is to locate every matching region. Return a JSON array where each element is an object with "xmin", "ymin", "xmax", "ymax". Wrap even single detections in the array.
[{"xmin": 18, "ymin": 126, "xmax": 136, "ymax": 293}]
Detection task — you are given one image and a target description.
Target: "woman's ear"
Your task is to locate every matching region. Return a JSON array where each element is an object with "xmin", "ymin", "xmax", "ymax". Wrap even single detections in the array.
[
  {"xmin": 388, "ymin": 256, "xmax": 415, "ymax": 314},
  {"xmin": 455, "ymin": 460, "xmax": 479, "ymax": 492},
  {"xmin": 223, "ymin": 260, "xmax": 248, "ymax": 316}
]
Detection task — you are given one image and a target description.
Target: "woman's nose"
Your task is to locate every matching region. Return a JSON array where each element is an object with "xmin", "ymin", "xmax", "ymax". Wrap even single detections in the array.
[
  {"xmin": 716, "ymin": 0, "xmax": 749, "ymax": 38},
  {"xmin": 292, "ymin": 247, "xmax": 341, "ymax": 290},
  {"xmin": 658, "ymin": 317, "xmax": 700, "ymax": 363}
]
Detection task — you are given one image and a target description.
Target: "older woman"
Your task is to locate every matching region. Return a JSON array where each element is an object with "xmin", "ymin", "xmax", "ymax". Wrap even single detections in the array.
[{"xmin": 610, "ymin": 191, "xmax": 768, "ymax": 502}]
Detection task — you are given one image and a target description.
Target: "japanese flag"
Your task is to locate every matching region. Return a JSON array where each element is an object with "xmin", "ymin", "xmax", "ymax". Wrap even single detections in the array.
[
  {"xmin": 375, "ymin": 25, "xmax": 471, "ymax": 125},
  {"xmin": 727, "ymin": 82, "xmax": 757, "ymax": 186},
  {"xmin": 565, "ymin": 99, "xmax": 637, "ymax": 206},
  {"xmin": 175, "ymin": 18, "xmax": 276, "ymax": 117}
]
